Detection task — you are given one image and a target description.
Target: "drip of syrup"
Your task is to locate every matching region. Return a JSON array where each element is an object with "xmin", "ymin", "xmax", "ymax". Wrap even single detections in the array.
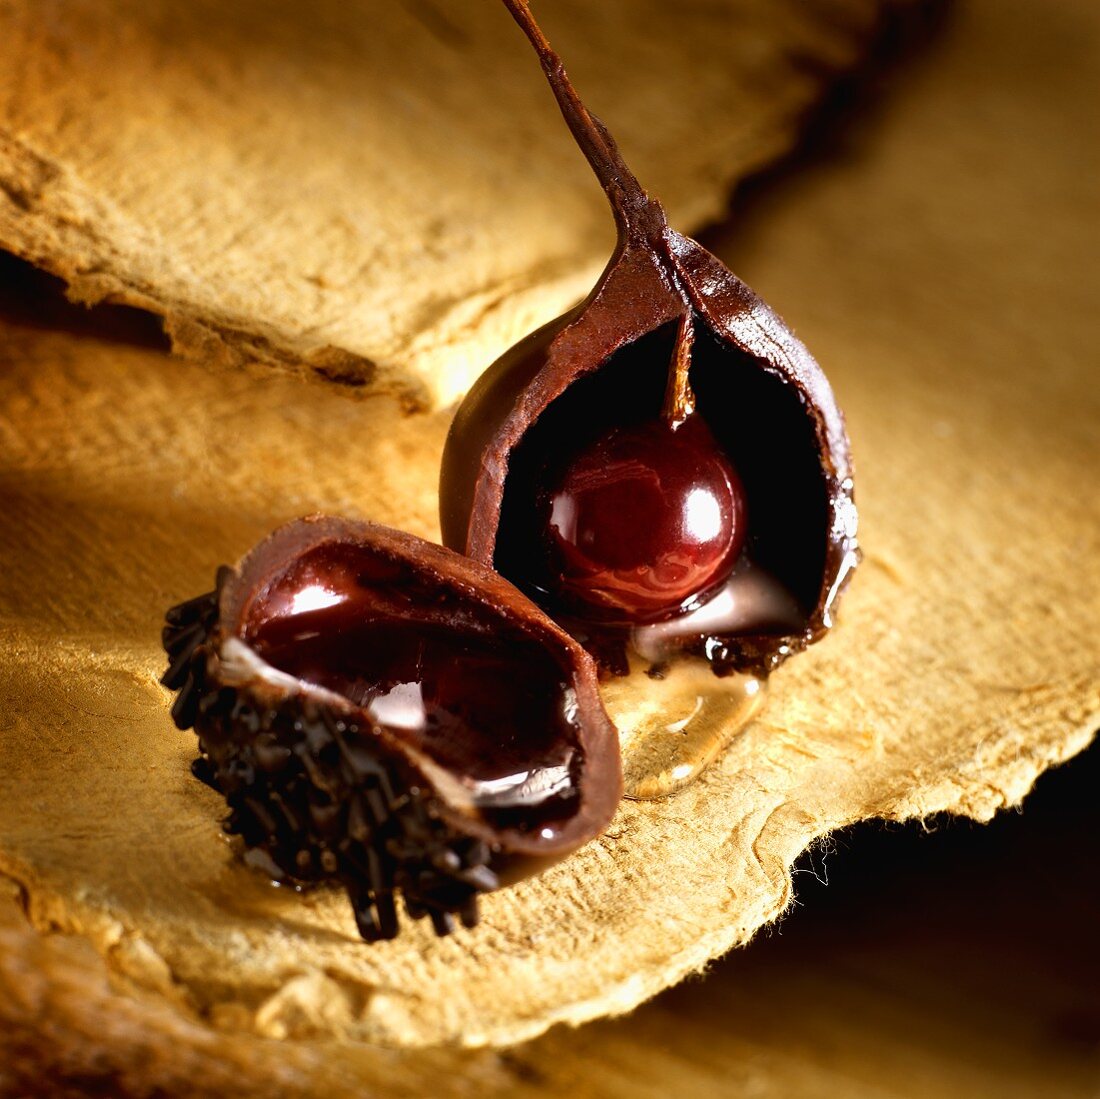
[
  {"xmin": 629, "ymin": 559, "xmax": 804, "ymax": 665},
  {"xmin": 601, "ymin": 656, "xmax": 767, "ymax": 800},
  {"xmin": 594, "ymin": 559, "xmax": 791, "ymax": 798}
]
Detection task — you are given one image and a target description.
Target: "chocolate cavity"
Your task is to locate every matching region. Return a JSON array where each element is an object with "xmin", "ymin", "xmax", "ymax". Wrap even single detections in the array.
[
  {"xmin": 440, "ymin": 1, "xmax": 859, "ymax": 676},
  {"xmin": 161, "ymin": 516, "xmax": 621, "ymax": 941}
]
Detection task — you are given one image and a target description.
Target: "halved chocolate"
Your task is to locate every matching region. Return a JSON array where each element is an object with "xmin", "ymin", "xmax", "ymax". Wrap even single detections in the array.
[
  {"xmin": 440, "ymin": 1, "xmax": 859, "ymax": 676},
  {"xmin": 161, "ymin": 516, "xmax": 621, "ymax": 941}
]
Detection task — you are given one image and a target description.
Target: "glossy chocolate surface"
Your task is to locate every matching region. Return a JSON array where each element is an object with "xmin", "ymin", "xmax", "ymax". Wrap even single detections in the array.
[
  {"xmin": 440, "ymin": 1, "xmax": 858, "ymax": 675},
  {"xmin": 246, "ymin": 544, "xmax": 581, "ymax": 834},
  {"xmin": 162, "ymin": 516, "xmax": 621, "ymax": 940}
]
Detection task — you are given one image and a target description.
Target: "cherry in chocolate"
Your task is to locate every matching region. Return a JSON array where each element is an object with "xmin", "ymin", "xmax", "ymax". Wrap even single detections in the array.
[
  {"xmin": 533, "ymin": 412, "xmax": 745, "ymax": 625},
  {"xmin": 160, "ymin": 516, "xmax": 620, "ymax": 942},
  {"xmin": 440, "ymin": 0, "xmax": 859, "ymax": 675}
]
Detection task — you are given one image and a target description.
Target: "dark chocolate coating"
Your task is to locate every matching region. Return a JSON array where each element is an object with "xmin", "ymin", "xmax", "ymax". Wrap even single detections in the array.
[
  {"xmin": 161, "ymin": 516, "xmax": 621, "ymax": 941},
  {"xmin": 440, "ymin": 2, "xmax": 858, "ymax": 675}
]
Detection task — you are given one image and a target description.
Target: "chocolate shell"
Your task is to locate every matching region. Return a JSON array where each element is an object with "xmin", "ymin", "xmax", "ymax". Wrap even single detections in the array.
[
  {"xmin": 440, "ymin": 1, "xmax": 858, "ymax": 676},
  {"xmin": 160, "ymin": 516, "xmax": 621, "ymax": 941}
]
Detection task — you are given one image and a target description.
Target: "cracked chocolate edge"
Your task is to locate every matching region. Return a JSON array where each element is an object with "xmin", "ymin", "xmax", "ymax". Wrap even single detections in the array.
[{"xmin": 160, "ymin": 570, "xmax": 499, "ymax": 942}]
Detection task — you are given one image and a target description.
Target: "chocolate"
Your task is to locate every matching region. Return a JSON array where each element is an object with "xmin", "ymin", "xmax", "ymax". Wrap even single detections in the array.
[
  {"xmin": 161, "ymin": 516, "xmax": 621, "ymax": 941},
  {"xmin": 440, "ymin": 0, "xmax": 859, "ymax": 676}
]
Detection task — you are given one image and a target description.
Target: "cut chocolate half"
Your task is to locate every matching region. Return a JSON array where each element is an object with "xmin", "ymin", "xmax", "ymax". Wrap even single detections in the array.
[
  {"xmin": 161, "ymin": 516, "xmax": 621, "ymax": 942},
  {"xmin": 440, "ymin": 1, "xmax": 859, "ymax": 676}
]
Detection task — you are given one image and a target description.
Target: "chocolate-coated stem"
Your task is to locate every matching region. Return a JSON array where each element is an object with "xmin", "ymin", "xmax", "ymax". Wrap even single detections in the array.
[
  {"xmin": 500, "ymin": 0, "xmax": 663, "ymax": 239},
  {"xmin": 501, "ymin": 0, "xmax": 695, "ymax": 426}
]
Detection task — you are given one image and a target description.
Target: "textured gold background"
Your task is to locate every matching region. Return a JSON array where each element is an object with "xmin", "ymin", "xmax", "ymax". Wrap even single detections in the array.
[
  {"xmin": 0, "ymin": 0, "xmax": 909, "ymax": 408},
  {"xmin": 0, "ymin": 0, "xmax": 1098, "ymax": 1089}
]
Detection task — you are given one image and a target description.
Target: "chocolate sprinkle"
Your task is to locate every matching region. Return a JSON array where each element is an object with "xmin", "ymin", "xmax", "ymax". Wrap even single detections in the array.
[
  {"xmin": 158, "ymin": 517, "xmax": 620, "ymax": 943},
  {"xmin": 161, "ymin": 574, "xmax": 499, "ymax": 942}
]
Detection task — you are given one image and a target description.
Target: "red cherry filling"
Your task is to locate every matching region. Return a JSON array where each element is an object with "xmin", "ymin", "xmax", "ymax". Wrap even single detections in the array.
[{"xmin": 538, "ymin": 413, "xmax": 746, "ymax": 624}]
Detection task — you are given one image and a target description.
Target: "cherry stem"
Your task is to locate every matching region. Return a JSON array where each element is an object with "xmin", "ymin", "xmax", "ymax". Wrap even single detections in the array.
[
  {"xmin": 501, "ymin": 0, "xmax": 698, "ymax": 422},
  {"xmin": 662, "ymin": 312, "xmax": 696, "ymax": 427},
  {"xmin": 500, "ymin": 0, "xmax": 660, "ymax": 237}
]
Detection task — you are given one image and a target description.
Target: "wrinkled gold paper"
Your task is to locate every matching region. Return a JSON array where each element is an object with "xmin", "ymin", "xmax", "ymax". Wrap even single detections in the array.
[
  {"xmin": 0, "ymin": 0, "xmax": 914, "ymax": 410},
  {"xmin": 0, "ymin": 0, "xmax": 1097, "ymax": 1085}
]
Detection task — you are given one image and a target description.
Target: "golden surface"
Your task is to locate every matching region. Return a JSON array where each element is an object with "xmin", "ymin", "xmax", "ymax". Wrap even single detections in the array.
[
  {"xmin": 0, "ymin": 0, "xmax": 904, "ymax": 409},
  {"xmin": 1, "ymin": 0, "xmax": 1098, "ymax": 1084}
]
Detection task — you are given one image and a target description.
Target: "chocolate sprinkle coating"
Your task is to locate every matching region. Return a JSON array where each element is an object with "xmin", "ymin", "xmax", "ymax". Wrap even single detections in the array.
[
  {"xmin": 163, "ymin": 582, "xmax": 495, "ymax": 940},
  {"xmin": 160, "ymin": 517, "xmax": 621, "ymax": 942}
]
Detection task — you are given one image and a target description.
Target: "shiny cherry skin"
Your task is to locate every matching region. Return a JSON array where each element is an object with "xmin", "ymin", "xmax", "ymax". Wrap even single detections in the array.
[{"xmin": 538, "ymin": 413, "xmax": 747, "ymax": 624}]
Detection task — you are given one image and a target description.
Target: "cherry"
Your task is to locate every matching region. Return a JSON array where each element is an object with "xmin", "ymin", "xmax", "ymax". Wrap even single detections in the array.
[{"xmin": 539, "ymin": 413, "xmax": 746, "ymax": 624}]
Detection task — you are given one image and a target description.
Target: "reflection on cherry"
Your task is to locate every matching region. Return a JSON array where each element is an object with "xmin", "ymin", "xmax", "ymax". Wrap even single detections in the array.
[{"xmin": 539, "ymin": 413, "xmax": 746, "ymax": 624}]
